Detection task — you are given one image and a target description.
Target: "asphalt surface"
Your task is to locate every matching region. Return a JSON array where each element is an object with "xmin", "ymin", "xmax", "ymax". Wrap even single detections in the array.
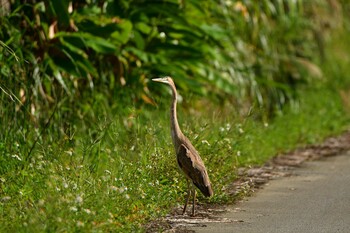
[{"xmin": 190, "ymin": 152, "xmax": 350, "ymax": 233}]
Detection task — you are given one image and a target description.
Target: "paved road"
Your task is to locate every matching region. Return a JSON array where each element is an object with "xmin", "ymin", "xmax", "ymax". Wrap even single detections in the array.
[{"xmin": 190, "ymin": 153, "xmax": 350, "ymax": 233}]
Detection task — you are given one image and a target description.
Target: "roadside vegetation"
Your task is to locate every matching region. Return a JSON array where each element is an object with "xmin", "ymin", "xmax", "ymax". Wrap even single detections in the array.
[{"xmin": 1, "ymin": 0, "xmax": 350, "ymax": 232}]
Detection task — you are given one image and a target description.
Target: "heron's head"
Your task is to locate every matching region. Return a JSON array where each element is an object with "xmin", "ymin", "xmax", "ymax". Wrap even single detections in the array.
[{"xmin": 152, "ymin": 76, "xmax": 174, "ymax": 85}]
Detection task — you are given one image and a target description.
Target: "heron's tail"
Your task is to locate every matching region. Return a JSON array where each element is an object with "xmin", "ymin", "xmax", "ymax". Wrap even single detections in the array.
[{"xmin": 195, "ymin": 182, "xmax": 213, "ymax": 197}]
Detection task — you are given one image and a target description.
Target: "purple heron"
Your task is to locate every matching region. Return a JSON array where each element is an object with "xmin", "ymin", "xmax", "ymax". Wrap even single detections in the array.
[{"xmin": 153, "ymin": 77, "xmax": 213, "ymax": 216}]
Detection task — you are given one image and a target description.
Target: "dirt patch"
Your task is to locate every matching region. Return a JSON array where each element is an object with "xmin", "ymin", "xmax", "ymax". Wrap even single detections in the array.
[{"xmin": 145, "ymin": 131, "xmax": 350, "ymax": 232}]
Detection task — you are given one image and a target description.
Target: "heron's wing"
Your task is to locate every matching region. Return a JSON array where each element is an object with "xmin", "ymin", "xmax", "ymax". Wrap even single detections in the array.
[{"xmin": 177, "ymin": 144, "xmax": 213, "ymax": 197}]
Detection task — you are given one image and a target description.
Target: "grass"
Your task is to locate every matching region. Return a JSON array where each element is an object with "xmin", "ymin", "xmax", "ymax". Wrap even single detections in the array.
[{"xmin": 0, "ymin": 77, "xmax": 349, "ymax": 232}]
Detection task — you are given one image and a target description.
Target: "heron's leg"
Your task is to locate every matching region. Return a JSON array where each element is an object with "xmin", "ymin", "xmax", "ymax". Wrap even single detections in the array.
[
  {"xmin": 191, "ymin": 184, "xmax": 196, "ymax": 217},
  {"xmin": 182, "ymin": 180, "xmax": 191, "ymax": 215}
]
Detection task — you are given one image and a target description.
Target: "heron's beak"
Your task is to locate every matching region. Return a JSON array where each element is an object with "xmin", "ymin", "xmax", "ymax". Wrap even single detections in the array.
[{"xmin": 152, "ymin": 77, "xmax": 168, "ymax": 84}]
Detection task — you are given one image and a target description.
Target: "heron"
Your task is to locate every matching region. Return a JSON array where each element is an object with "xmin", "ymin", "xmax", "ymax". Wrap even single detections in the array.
[{"xmin": 152, "ymin": 76, "xmax": 213, "ymax": 216}]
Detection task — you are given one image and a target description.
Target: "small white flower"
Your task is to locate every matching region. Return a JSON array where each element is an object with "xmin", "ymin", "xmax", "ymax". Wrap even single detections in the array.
[
  {"xmin": 75, "ymin": 195, "xmax": 83, "ymax": 204},
  {"xmin": 70, "ymin": 206, "xmax": 78, "ymax": 212},
  {"xmin": 83, "ymin": 208, "xmax": 92, "ymax": 214},
  {"xmin": 11, "ymin": 154, "xmax": 22, "ymax": 161},
  {"xmin": 65, "ymin": 150, "xmax": 73, "ymax": 156},
  {"xmin": 201, "ymin": 140, "xmax": 211, "ymax": 146},
  {"xmin": 38, "ymin": 199, "xmax": 45, "ymax": 206},
  {"xmin": 125, "ymin": 194, "xmax": 130, "ymax": 200},
  {"xmin": 237, "ymin": 151, "xmax": 241, "ymax": 156},
  {"xmin": 159, "ymin": 32, "xmax": 166, "ymax": 38},
  {"xmin": 1, "ymin": 196, "xmax": 11, "ymax": 202},
  {"xmin": 119, "ymin": 187, "xmax": 125, "ymax": 194},
  {"xmin": 110, "ymin": 186, "xmax": 118, "ymax": 191},
  {"xmin": 76, "ymin": 221, "xmax": 84, "ymax": 227}
]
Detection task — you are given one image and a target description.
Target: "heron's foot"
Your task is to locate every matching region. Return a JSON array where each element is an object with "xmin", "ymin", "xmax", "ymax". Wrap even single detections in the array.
[
  {"xmin": 181, "ymin": 210, "xmax": 196, "ymax": 217},
  {"xmin": 190, "ymin": 207, "xmax": 195, "ymax": 217}
]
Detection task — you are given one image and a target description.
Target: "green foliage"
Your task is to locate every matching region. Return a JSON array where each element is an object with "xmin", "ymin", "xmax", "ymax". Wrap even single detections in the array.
[{"xmin": 1, "ymin": 0, "xmax": 325, "ymax": 120}]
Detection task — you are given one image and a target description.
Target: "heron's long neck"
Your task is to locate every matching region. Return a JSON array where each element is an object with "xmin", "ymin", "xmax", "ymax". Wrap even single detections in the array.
[{"xmin": 170, "ymin": 84, "xmax": 183, "ymax": 149}]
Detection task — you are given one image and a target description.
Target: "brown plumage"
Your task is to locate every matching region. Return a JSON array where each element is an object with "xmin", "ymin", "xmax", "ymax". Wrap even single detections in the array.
[{"xmin": 153, "ymin": 76, "xmax": 213, "ymax": 216}]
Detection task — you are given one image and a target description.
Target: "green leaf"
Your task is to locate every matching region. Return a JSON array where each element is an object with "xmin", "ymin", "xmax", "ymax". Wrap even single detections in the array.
[
  {"xmin": 76, "ymin": 58, "xmax": 98, "ymax": 77},
  {"xmin": 133, "ymin": 30, "xmax": 145, "ymax": 50},
  {"xmin": 84, "ymin": 35, "xmax": 117, "ymax": 54},
  {"xmin": 53, "ymin": 70, "xmax": 69, "ymax": 94},
  {"xmin": 47, "ymin": 0, "xmax": 70, "ymax": 28},
  {"xmin": 125, "ymin": 47, "xmax": 148, "ymax": 62},
  {"xmin": 135, "ymin": 22, "xmax": 152, "ymax": 34},
  {"xmin": 111, "ymin": 20, "xmax": 133, "ymax": 44},
  {"xmin": 59, "ymin": 37, "xmax": 88, "ymax": 59},
  {"xmin": 55, "ymin": 32, "xmax": 118, "ymax": 54},
  {"xmin": 60, "ymin": 47, "xmax": 97, "ymax": 77},
  {"xmin": 48, "ymin": 58, "xmax": 70, "ymax": 94}
]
